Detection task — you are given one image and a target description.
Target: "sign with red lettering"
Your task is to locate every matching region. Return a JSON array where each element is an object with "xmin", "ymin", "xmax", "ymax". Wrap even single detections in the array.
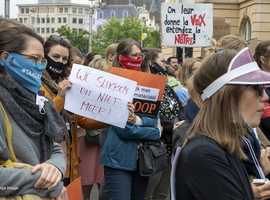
[
  {"xmin": 109, "ymin": 67, "xmax": 167, "ymax": 118},
  {"xmin": 161, "ymin": 3, "xmax": 213, "ymax": 47},
  {"xmin": 64, "ymin": 64, "xmax": 137, "ymax": 128}
]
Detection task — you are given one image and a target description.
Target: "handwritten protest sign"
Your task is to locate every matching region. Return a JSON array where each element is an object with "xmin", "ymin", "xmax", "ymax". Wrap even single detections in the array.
[
  {"xmin": 64, "ymin": 64, "xmax": 137, "ymax": 128},
  {"xmin": 161, "ymin": 3, "xmax": 213, "ymax": 47},
  {"xmin": 109, "ymin": 67, "xmax": 167, "ymax": 118}
]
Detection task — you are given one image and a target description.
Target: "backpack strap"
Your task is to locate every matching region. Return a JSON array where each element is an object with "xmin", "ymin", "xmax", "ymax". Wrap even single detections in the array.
[{"xmin": 0, "ymin": 102, "xmax": 18, "ymax": 165}]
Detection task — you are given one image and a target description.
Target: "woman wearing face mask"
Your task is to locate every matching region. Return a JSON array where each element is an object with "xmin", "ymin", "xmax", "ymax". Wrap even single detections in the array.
[
  {"xmin": 41, "ymin": 35, "xmax": 111, "ymax": 186},
  {"xmin": 141, "ymin": 48, "xmax": 186, "ymax": 200},
  {"xmin": 0, "ymin": 26, "xmax": 68, "ymax": 199},
  {"xmin": 175, "ymin": 58, "xmax": 201, "ymax": 106},
  {"xmin": 99, "ymin": 39, "xmax": 163, "ymax": 200}
]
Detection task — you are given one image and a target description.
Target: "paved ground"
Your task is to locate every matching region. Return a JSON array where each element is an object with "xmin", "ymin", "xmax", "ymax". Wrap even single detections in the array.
[{"xmin": 87, "ymin": 183, "xmax": 170, "ymax": 200}]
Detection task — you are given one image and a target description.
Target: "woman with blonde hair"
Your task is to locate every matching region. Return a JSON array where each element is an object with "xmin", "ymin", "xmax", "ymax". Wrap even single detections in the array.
[
  {"xmin": 101, "ymin": 43, "xmax": 118, "ymax": 72},
  {"xmin": 175, "ymin": 58, "xmax": 201, "ymax": 105},
  {"xmin": 175, "ymin": 48, "xmax": 270, "ymax": 199},
  {"xmin": 206, "ymin": 34, "xmax": 247, "ymax": 55}
]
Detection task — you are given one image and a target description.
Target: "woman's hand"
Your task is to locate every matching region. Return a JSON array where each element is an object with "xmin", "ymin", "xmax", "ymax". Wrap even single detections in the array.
[
  {"xmin": 55, "ymin": 186, "xmax": 69, "ymax": 200},
  {"xmin": 58, "ymin": 80, "xmax": 72, "ymax": 99},
  {"xmin": 260, "ymin": 149, "xmax": 270, "ymax": 176},
  {"xmin": 251, "ymin": 182, "xmax": 270, "ymax": 200},
  {"xmin": 127, "ymin": 101, "xmax": 136, "ymax": 125},
  {"xmin": 31, "ymin": 163, "xmax": 62, "ymax": 190}
]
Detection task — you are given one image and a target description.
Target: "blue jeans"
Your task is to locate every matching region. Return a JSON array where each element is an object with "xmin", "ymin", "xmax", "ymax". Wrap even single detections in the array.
[{"xmin": 104, "ymin": 165, "xmax": 149, "ymax": 200}]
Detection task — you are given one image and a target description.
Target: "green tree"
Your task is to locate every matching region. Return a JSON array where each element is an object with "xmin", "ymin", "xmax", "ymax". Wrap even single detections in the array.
[
  {"xmin": 56, "ymin": 25, "xmax": 89, "ymax": 54},
  {"xmin": 92, "ymin": 15, "xmax": 161, "ymax": 57}
]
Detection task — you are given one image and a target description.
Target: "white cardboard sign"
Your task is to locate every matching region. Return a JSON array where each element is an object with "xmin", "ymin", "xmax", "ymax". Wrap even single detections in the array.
[
  {"xmin": 64, "ymin": 64, "xmax": 137, "ymax": 128},
  {"xmin": 161, "ymin": 3, "xmax": 213, "ymax": 47}
]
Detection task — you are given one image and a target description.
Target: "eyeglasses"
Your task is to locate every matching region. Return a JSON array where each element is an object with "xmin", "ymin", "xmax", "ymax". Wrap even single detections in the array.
[
  {"xmin": 19, "ymin": 54, "xmax": 47, "ymax": 68},
  {"xmin": 248, "ymin": 84, "xmax": 266, "ymax": 96},
  {"xmin": 130, "ymin": 53, "xmax": 145, "ymax": 60},
  {"xmin": 49, "ymin": 35, "xmax": 70, "ymax": 44}
]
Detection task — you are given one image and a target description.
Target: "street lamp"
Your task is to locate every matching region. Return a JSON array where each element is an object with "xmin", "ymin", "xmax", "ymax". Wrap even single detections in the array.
[
  {"xmin": 30, "ymin": 9, "xmax": 36, "ymax": 30},
  {"xmin": 141, "ymin": 17, "xmax": 147, "ymax": 47},
  {"xmin": 88, "ymin": 0, "xmax": 95, "ymax": 53}
]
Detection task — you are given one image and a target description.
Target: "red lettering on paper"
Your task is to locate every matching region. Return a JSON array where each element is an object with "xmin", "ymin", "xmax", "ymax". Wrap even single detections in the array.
[
  {"xmin": 174, "ymin": 34, "xmax": 194, "ymax": 45},
  {"xmin": 190, "ymin": 14, "xmax": 206, "ymax": 27}
]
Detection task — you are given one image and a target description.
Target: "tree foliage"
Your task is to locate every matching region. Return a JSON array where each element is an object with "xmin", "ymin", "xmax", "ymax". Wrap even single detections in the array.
[
  {"xmin": 56, "ymin": 25, "xmax": 89, "ymax": 54},
  {"xmin": 56, "ymin": 16, "xmax": 161, "ymax": 58},
  {"xmin": 92, "ymin": 15, "xmax": 161, "ymax": 57}
]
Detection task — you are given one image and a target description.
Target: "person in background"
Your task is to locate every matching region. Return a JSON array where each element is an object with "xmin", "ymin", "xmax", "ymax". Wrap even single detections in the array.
[
  {"xmin": 101, "ymin": 43, "xmax": 118, "ymax": 72},
  {"xmin": 41, "ymin": 35, "xmax": 110, "ymax": 186},
  {"xmin": 71, "ymin": 47, "xmax": 83, "ymax": 65},
  {"xmin": 254, "ymin": 41, "xmax": 270, "ymax": 144},
  {"xmin": 167, "ymin": 56, "xmax": 179, "ymax": 71},
  {"xmin": 83, "ymin": 52, "xmax": 102, "ymax": 66},
  {"xmin": 166, "ymin": 64, "xmax": 182, "ymax": 90},
  {"xmin": 141, "ymin": 48, "xmax": 186, "ymax": 200},
  {"xmin": 0, "ymin": 26, "xmax": 67, "ymax": 199},
  {"xmin": 100, "ymin": 39, "xmax": 163, "ymax": 200},
  {"xmin": 175, "ymin": 58, "xmax": 201, "ymax": 105}
]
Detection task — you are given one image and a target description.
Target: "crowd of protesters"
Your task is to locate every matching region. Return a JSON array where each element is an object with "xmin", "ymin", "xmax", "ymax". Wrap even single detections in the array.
[{"xmin": 2, "ymin": 16, "xmax": 270, "ymax": 200}]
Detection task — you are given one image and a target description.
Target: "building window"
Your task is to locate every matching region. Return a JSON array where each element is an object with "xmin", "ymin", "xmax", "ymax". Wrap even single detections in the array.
[
  {"xmin": 110, "ymin": 11, "xmax": 116, "ymax": 17},
  {"xmin": 46, "ymin": 18, "xmax": 50, "ymax": 23},
  {"xmin": 60, "ymin": 7, "xmax": 63, "ymax": 13},
  {"xmin": 24, "ymin": 18, "xmax": 27, "ymax": 24},
  {"xmin": 58, "ymin": 18, "xmax": 62, "ymax": 23},
  {"xmin": 79, "ymin": 18, "xmax": 83, "ymax": 24},
  {"xmin": 98, "ymin": 11, "xmax": 103, "ymax": 19},
  {"xmin": 79, "ymin": 8, "xmax": 83, "ymax": 14},
  {"xmin": 72, "ymin": 28, "xmax": 77, "ymax": 31},
  {"xmin": 51, "ymin": 18, "xmax": 55, "ymax": 23},
  {"xmin": 85, "ymin": 9, "xmax": 89, "ymax": 15},
  {"xmin": 42, "ymin": 18, "xmax": 45, "ymax": 23},
  {"xmin": 72, "ymin": 7, "xmax": 77, "ymax": 13},
  {"xmin": 63, "ymin": 17, "xmax": 67, "ymax": 23},
  {"xmin": 123, "ymin": 11, "xmax": 128, "ymax": 17},
  {"xmin": 19, "ymin": 18, "xmax": 23, "ymax": 23},
  {"xmin": 21, "ymin": 8, "xmax": 24, "ymax": 14},
  {"xmin": 46, "ymin": 28, "xmax": 50, "ymax": 33},
  {"xmin": 244, "ymin": 20, "xmax": 251, "ymax": 41},
  {"xmin": 41, "ymin": 28, "xmax": 45, "ymax": 33},
  {"xmin": 79, "ymin": 28, "xmax": 83, "ymax": 33},
  {"xmin": 37, "ymin": 18, "xmax": 40, "ymax": 23},
  {"xmin": 51, "ymin": 28, "xmax": 55, "ymax": 33},
  {"xmin": 72, "ymin": 18, "xmax": 77, "ymax": 24},
  {"xmin": 26, "ymin": 8, "xmax": 29, "ymax": 13},
  {"xmin": 65, "ymin": 7, "xmax": 68, "ymax": 13},
  {"xmin": 36, "ymin": 28, "xmax": 40, "ymax": 33}
]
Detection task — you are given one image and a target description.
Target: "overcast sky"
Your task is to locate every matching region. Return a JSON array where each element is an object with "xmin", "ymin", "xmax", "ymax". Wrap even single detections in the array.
[{"xmin": 0, "ymin": 0, "xmax": 90, "ymax": 19}]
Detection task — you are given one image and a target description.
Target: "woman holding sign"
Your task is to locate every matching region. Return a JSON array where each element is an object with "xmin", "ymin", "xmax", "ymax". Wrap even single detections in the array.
[
  {"xmin": 40, "ymin": 36, "xmax": 111, "ymax": 186},
  {"xmin": 99, "ymin": 39, "xmax": 163, "ymax": 200}
]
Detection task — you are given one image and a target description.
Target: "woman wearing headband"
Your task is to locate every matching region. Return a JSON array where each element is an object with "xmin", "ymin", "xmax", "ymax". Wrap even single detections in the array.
[
  {"xmin": 41, "ymin": 35, "xmax": 110, "ymax": 186},
  {"xmin": 175, "ymin": 48, "xmax": 270, "ymax": 199}
]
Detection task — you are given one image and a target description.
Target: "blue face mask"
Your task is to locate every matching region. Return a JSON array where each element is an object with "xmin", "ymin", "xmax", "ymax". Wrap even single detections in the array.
[
  {"xmin": 189, "ymin": 71, "xmax": 193, "ymax": 78},
  {"xmin": 0, "ymin": 52, "xmax": 46, "ymax": 93}
]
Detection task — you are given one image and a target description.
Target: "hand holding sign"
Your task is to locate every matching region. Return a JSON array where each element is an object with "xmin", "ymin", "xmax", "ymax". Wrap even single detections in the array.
[{"xmin": 64, "ymin": 64, "xmax": 137, "ymax": 128}]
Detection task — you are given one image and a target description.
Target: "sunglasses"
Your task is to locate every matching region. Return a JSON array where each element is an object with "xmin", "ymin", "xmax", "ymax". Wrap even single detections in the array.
[
  {"xmin": 49, "ymin": 35, "xmax": 70, "ymax": 44},
  {"xmin": 247, "ymin": 84, "xmax": 266, "ymax": 96}
]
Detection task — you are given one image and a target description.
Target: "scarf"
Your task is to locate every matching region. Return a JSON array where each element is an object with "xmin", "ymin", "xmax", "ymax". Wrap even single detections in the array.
[
  {"xmin": 0, "ymin": 74, "xmax": 65, "ymax": 163},
  {"xmin": 42, "ymin": 70, "xmax": 76, "ymax": 147}
]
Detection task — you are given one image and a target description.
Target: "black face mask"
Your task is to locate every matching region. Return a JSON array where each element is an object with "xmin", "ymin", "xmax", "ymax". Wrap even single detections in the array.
[
  {"xmin": 150, "ymin": 62, "xmax": 166, "ymax": 76},
  {"xmin": 45, "ymin": 54, "xmax": 67, "ymax": 80}
]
